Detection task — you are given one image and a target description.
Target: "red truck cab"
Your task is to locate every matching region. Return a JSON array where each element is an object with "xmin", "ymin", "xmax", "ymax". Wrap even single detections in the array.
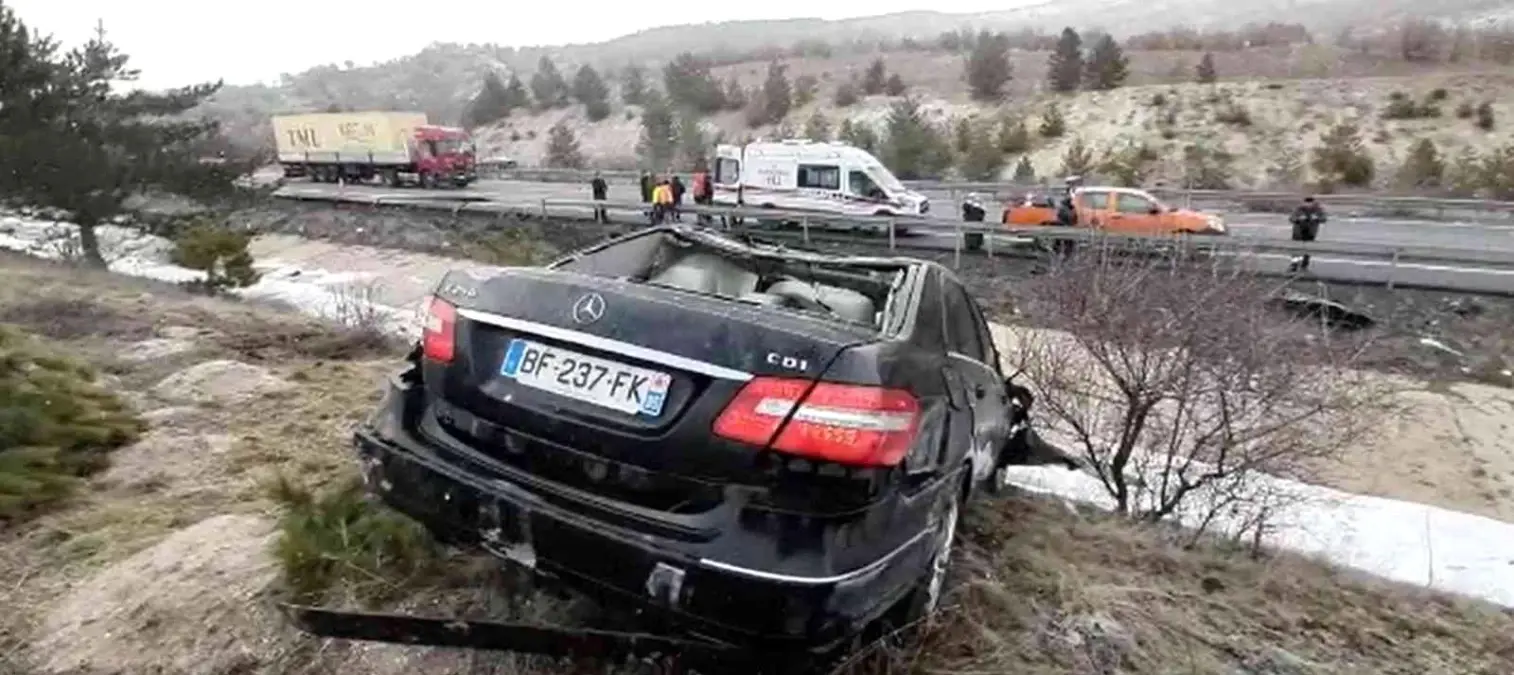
[{"xmin": 413, "ymin": 125, "xmax": 477, "ymax": 188}]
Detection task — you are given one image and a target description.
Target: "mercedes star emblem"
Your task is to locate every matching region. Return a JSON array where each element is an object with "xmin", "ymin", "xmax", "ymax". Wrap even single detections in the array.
[{"xmin": 571, "ymin": 292, "xmax": 606, "ymax": 325}]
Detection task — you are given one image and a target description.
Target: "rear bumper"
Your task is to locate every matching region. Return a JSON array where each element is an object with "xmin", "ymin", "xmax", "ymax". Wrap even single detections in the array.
[{"xmin": 353, "ymin": 370, "xmax": 935, "ymax": 649}]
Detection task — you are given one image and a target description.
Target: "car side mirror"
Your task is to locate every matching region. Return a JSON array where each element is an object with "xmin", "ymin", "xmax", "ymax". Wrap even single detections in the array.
[{"xmin": 1148, "ymin": 206, "xmax": 1162, "ymax": 215}]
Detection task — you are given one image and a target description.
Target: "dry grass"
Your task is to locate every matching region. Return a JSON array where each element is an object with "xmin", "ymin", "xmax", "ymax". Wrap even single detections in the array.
[
  {"xmin": 859, "ymin": 497, "xmax": 1514, "ymax": 675},
  {"xmin": 0, "ymin": 253, "xmax": 405, "ymax": 668},
  {"xmin": 2, "ymin": 251, "xmax": 1512, "ymax": 674}
]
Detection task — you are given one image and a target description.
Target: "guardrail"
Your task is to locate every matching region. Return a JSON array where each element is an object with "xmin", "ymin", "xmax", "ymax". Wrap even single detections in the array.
[
  {"xmin": 272, "ymin": 188, "xmax": 1514, "ymax": 296},
  {"xmin": 495, "ymin": 167, "xmax": 1514, "ymax": 218}
]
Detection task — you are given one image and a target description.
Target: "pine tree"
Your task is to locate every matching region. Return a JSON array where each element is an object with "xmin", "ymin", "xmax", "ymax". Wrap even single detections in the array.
[
  {"xmin": 723, "ymin": 77, "xmax": 748, "ymax": 110},
  {"xmin": 503, "ymin": 74, "xmax": 531, "ymax": 109},
  {"xmin": 997, "ymin": 116, "xmax": 1029, "ymax": 154},
  {"xmin": 958, "ymin": 119, "xmax": 1007, "ymax": 181},
  {"xmin": 1396, "ymin": 138, "xmax": 1444, "ymax": 189},
  {"xmin": 834, "ymin": 79, "xmax": 861, "ymax": 107},
  {"xmin": 1311, "ymin": 121, "xmax": 1375, "ymax": 189},
  {"xmin": 794, "ymin": 75, "xmax": 819, "ymax": 107},
  {"xmin": 0, "ymin": 20, "xmax": 234, "ymax": 267},
  {"xmin": 1047, "ymin": 27, "xmax": 1084, "ymax": 93},
  {"xmin": 953, "ymin": 117, "xmax": 974, "ymax": 156},
  {"xmin": 663, "ymin": 52, "xmax": 725, "ymax": 114},
  {"xmin": 621, "ymin": 65, "xmax": 648, "ymax": 105},
  {"xmin": 838, "ymin": 119, "xmax": 879, "ymax": 153},
  {"xmin": 964, "ymin": 30, "xmax": 1013, "ymax": 102},
  {"xmin": 1012, "ymin": 155, "xmax": 1036, "ymax": 182},
  {"xmin": 804, "ymin": 111, "xmax": 832, "ymax": 141},
  {"xmin": 545, "ymin": 122, "xmax": 585, "ymax": 168},
  {"xmin": 879, "ymin": 97, "xmax": 952, "ymax": 179},
  {"xmin": 530, "ymin": 56, "xmax": 569, "ymax": 108},
  {"xmin": 465, "ymin": 73, "xmax": 513, "ymax": 128},
  {"xmin": 1039, "ymin": 103, "xmax": 1066, "ymax": 138},
  {"xmin": 636, "ymin": 92, "xmax": 678, "ymax": 169},
  {"xmin": 1059, "ymin": 138, "xmax": 1095, "ymax": 177},
  {"xmin": 761, "ymin": 61, "xmax": 793, "ymax": 126},
  {"xmin": 1083, "ymin": 34, "xmax": 1129, "ymax": 91},
  {"xmin": 862, "ymin": 58, "xmax": 888, "ymax": 95},
  {"xmin": 884, "ymin": 73, "xmax": 907, "ymax": 96},
  {"xmin": 572, "ymin": 65, "xmax": 612, "ymax": 122},
  {"xmin": 1195, "ymin": 52, "xmax": 1217, "ymax": 84},
  {"xmin": 676, "ymin": 114, "xmax": 708, "ymax": 171}
]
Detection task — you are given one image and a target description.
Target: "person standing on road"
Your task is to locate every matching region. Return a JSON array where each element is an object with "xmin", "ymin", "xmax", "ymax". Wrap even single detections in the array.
[
  {"xmin": 590, "ymin": 172, "xmax": 609, "ymax": 224},
  {"xmin": 690, "ymin": 169, "xmax": 712, "ymax": 225},
  {"xmin": 670, "ymin": 174, "xmax": 686, "ymax": 222},
  {"xmin": 651, "ymin": 179, "xmax": 673, "ymax": 224},
  {"xmin": 1055, "ymin": 175, "xmax": 1081, "ymax": 228},
  {"xmin": 961, "ymin": 192, "xmax": 987, "ymax": 252},
  {"xmin": 1288, "ymin": 196, "xmax": 1327, "ymax": 273},
  {"xmin": 639, "ymin": 171, "xmax": 653, "ymax": 219},
  {"xmin": 1051, "ymin": 176, "xmax": 1082, "ymax": 257}
]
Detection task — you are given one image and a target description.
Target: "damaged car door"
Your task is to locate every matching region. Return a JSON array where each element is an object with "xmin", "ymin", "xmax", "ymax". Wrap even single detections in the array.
[{"xmin": 940, "ymin": 273, "xmax": 1013, "ymax": 486}]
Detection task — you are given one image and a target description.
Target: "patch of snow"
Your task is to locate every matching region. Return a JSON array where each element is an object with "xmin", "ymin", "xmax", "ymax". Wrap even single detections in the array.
[
  {"xmin": 1005, "ymin": 459, "xmax": 1514, "ymax": 608},
  {"xmin": 3, "ymin": 210, "xmax": 1513, "ymax": 610}
]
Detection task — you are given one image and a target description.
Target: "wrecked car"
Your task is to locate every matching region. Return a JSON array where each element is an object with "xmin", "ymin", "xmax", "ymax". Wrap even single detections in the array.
[{"xmin": 296, "ymin": 225, "xmax": 1071, "ymax": 668}]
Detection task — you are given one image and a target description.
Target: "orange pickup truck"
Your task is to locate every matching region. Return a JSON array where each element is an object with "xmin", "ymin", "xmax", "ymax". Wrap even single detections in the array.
[{"xmin": 1002, "ymin": 186, "xmax": 1227, "ymax": 236}]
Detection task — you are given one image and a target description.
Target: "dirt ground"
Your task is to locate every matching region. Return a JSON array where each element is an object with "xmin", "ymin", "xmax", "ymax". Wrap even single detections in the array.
[{"xmin": 3, "ymin": 250, "xmax": 1514, "ymax": 674}]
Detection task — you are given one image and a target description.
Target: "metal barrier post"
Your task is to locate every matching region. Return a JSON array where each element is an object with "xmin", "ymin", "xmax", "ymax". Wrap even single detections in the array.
[
  {"xmin": 540, "ymin": 199, "xmax": 548, "ymax": 219},
  {"xmin": 986, "ymin": 226, "xmax": 995, "ymax": 258},
  {"xmin": 801, "ymin": 216, "xmax": 810, "ymax": 244},
  {"xmin": 1387, "ymin": 249, "xmax": 1400, "ymax": 290},
  {"xmin": 952, "ymin": 222, "xmax": 962, "ymax": 268},
  {"xmin": 888, "ymin": 221, "xmax": 896, "ymax": 250}
]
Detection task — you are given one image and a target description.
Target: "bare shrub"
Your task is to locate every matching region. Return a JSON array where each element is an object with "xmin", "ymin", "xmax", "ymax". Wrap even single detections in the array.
[
  {"xmin": 327, "ymin": 279, "xmax": 387, "ymax": 333},
  {"xmin": 322, "ymin": 278, "xmax": 403, "ymax": 354},
  {"xmin": 1007, "ymin": 241, "xmax": 1394, "ymax": 535}
]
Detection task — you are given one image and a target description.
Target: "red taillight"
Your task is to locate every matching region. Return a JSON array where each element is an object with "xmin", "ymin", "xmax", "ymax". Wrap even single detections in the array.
[
  {"xmin": 421, "ymin": 295, "xmax": 456, "ymax": 363},
  {"xmin": 712, "ymin": 377, "xmax": 920, "ymax": 467}
]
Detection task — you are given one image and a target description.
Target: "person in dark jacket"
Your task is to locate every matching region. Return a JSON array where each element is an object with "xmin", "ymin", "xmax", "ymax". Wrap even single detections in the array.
[
  {"xmin": 590, "ymin": 172, "xmax": 609, "ymax": 223},
  {"xmin": 669, "ymin": 175, "xmax": 686, "ymax": 222},
  {"xmin": 639, "ymin": 171, "xmax": 653, "ymax": 219},
  {"xmin": 1049, "ymin": 176, "xmax": 1081, "ymax": 256},
  {"xmin": 961, "ymin": 193, "xmax": 986, "ymax": 252},
  {"xmin": 1055, "ymin": 175, "xmax": 1082, "ymax": 227},
  {"xmin": 1288, "ymin": 196, "xmax": 1327, "ymax": 272}
]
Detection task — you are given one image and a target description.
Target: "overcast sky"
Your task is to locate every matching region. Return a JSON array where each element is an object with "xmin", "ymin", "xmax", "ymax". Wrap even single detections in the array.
[{"xmin": 7, "ymin": 1, "xmax": 1033, "ymax": 90}]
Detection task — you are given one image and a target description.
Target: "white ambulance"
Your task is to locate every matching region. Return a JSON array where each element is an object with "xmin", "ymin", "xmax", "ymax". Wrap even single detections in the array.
[{"xmin": 711, "ymin": 139, "xmax": 930, "ymax": 230}]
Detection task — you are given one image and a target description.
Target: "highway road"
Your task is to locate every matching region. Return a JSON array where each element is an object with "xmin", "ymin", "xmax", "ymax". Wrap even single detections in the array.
[
  {"xmin": 288, "ymin": 178, "xmax": 1514, "ymax": 253},
  {"xmin": 274, "ymin": 180, "xmax": 1514, "ymax": 295}
]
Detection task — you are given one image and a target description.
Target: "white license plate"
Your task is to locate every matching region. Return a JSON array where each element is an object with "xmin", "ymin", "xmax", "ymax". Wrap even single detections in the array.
[{"xmin": 499, "ymin": 338, "xmax": 671, "ymax": 416}]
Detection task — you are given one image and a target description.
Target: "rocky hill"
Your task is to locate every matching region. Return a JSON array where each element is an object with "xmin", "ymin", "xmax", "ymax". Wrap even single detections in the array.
[
  {"xmin": 483, "ymin": 67, "xmax": 1514, "ymax": 191},
  {"xmin": 200, "ymin": 4, "xmax": 1514, "ymax": 192}
]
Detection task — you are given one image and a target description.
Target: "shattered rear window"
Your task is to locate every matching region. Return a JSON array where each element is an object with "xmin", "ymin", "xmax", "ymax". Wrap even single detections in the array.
[{"xmin": 552, "ymin": 229, "xmax": 908, "ymax": 330}]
